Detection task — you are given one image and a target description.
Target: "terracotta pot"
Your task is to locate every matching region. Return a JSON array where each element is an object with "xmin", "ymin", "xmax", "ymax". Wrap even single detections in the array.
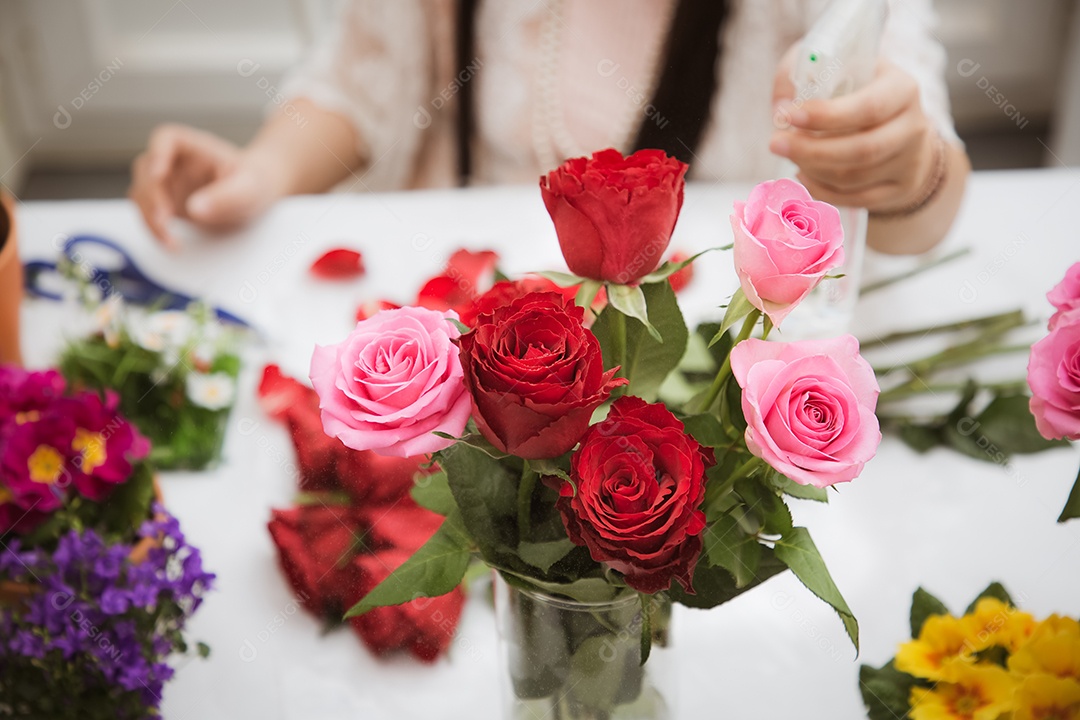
[
  {"xmin": 0, "ymin": 477, "xmax": 165, "ymax": 606},
  {"xmin": 0, "ymin": 191, "xmax": 21, "ymax": 366}
]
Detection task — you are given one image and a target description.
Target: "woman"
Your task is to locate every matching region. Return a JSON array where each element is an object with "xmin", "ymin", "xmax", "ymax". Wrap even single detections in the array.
[{"xmin": 129, "ymin": 0, "xmax": 969, "ymax": 255}]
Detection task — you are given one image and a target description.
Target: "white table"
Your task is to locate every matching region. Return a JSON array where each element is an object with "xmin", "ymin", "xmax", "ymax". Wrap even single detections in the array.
[{"xmin": 16, "ymin": 169, "xmax": 1080, "ymax": 719}]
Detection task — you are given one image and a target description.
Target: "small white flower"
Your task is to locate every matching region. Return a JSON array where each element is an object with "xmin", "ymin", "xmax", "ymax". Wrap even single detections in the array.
[
  {"xmin": 186, "ymin": 372, "xmax": 236, "ymax": 410},
  {"xmin": 132, "ymin": 310, "xmax": 195, "ymax": 353},
  {"xmin": 93, "ymin": 294, "xmax": 125, "ymax": 347}
]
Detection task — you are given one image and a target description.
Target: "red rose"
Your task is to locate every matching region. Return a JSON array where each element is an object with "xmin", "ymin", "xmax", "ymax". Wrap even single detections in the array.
[
  {"xmin": 460, "ymin": 277, "xmax": 607, "ymax": 328},
  {"xmin": 348, "ymin": 549, "xmax": 465, "ymax": 662},
  {"xmin": 666, "ymin": 251, "xmax": 695, "ymax": 293},
  {"xmin": 555, "ymin": 396, "xmax": 713, "ymax": 593},
  {"xmin": 457, "ymin": 292, "xmax": 626, "ymax": 459},
  {"xmin": 540, "ymin": 148, "xmax": 688, "ymax": 284}
]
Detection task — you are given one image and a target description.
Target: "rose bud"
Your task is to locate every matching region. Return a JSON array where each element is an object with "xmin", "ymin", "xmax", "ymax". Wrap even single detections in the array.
[
  {"xmin": 541, "ymin": 148, "xmax": 688, "ymax": 285},
  {"xmin": 732, "ymin": 179, "xmax": 845, "ymax": 327},
  {"xmin": 456, "ymin": 291, "xmax": 626, "ymax": 459}
]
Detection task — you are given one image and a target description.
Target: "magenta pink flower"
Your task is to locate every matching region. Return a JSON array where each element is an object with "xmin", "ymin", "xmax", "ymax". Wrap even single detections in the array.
[
  {"xmin": 62, "ymin": 391, "xmax": 150, "ymax": 501},
  {"xmin": 730, "ymin": 335, "xmax": 880, "ymax": 488},
  {"xmin": 1, "ymin": 414, "xmax": 76, "ymax": 514},
  {"xmin": 732, "ymin": 179, "xmax": 845, "ymax": 326},
  {"xmin": 0, "ymin": 365, "xmax": 66, "ymax": 427},
  {"xmin": 309, "ymin": 307, "xmax": 471, "ymax": 457},
  {"xmin": 1028, "ymin": 310, "xmax": 1080, "ymax": 440}
]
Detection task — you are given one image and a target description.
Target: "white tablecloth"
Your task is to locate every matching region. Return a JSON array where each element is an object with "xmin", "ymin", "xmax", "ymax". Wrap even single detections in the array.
[{"xmin": 16, "ymin": 169, "xmax": 1080, "ymax": 719}]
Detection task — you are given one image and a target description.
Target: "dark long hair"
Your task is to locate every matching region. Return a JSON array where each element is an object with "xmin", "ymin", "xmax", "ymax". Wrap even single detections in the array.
[{"xmin": 455, "ymin": 0, "xmax": 731, "ymax": 183}]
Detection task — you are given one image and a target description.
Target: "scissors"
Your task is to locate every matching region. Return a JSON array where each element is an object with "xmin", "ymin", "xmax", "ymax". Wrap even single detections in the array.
[{"xmin": 23, "ymin": 234, "xmax": 253, "ymax": 328}]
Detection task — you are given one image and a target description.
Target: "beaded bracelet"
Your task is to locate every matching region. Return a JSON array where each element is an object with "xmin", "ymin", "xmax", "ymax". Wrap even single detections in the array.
[{"xmin": 870, "ymin": 133, "xmax": 948, "ymax": 220}]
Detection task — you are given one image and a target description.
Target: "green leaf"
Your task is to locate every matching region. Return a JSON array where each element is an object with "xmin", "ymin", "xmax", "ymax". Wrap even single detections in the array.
[
  {"xmin": 196, "ymin": 641, "xmax": 211, "ymax": 659},
  {"xmin": 500, "ymin": 572, "xmax": 623, "ymax": 604},
  {"xmin": 970, "ymin": 394, "xmax": 1069, "ymax": 455},
  {"xmin": 1059, "ymin": 465, "xmax": 1080, "ymax": 523},
  {"xmin": 344, "ymin": 511, "xmax": 472, "ymax": 618},
  {"xmin": 774, "ymin": 527, "xmax": 859, "ymax": 653},
  {"xmin": 897, "ymin": 422, "xmax": 943, "ymax": 454},
  {"xmin": 767, "ymin": 472, "xmax": 829, "ymax": 503},
  {"xmin": 710, "ymin": 289, "xmax": 754, "ymax": 346},
  {"xmin": 96, "ymin": 463, "xmax": 156, "ymax": 537},
  {"xmin": 910, "ymin": 587, "xmax": 950, "ymax": 637},
  {"xmin": 638, "ymin": 247, "xmax": 720, "ymax": 284},
  {"xmin": 680, "ymin": 412, "xmax": 732, "ymax": 448},
  {"xmin": 670, "ymin": 546, "xmax": 786, "ymax": 609},
  {"xmin": 518, "ymin": 539, "xmax": 576, "ymax": 574},
  {"xmin": 964, "ymin": 582, "xmax": 1014, "ymax": 614},
  {"xmin": 859, "ymin": 661, "xmax": 918, "ymax": 720},
  {"xmin": 606, "ymin": 283, "xmax": 662, "ymax": 342},
  {"xmin": 592, "ymin": 281, "xmax": 689, "ymax": 403},
  {"xmin": 536, "ymin": 270, "xmax": 587, "ymax": 287},
  {"xmin": 704, "ymin": 515, "xmax": 760, "ymax": 588},
  {"xmin": 439, "ymin": 444, "xmax": 521, "ymax": 569},
  {"xmin": 411, "ymin": 470, "xmax": 455, "ymax": 516}
]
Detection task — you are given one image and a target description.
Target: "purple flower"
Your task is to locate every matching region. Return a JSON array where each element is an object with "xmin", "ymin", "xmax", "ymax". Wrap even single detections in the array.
[{"xmin": 0, "ymin": 512, "xmax": 214, "ymax": 714}]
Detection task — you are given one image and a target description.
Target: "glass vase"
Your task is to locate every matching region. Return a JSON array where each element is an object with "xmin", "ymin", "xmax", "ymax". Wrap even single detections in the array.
[{"xmin": 494, "ymin": 573, "xmax": 674, "ymax": 720}]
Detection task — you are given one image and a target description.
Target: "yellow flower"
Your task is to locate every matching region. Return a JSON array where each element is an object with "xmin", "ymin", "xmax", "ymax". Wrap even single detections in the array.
[
  {"xmin": 899, "ymin": 614, "xmax": 974, "ymax": 682},
  {"xmin": 1013, "ymin": 673, "xmax": 1080, "ymax": 720},
  {"xmin": 910, "ymin": 664, "xmax": 1016, "ymax": 720},
  {"xmin": 28, "ymin": 445, "xmax": 65, "ymax": 484},
  {"xmin": 1010, "ymin": 617, "xmax": 1080, "ymax": 682},
  {"xmin": 962, "ymin": 598, "xmax": 1037, "ymax": 653}
]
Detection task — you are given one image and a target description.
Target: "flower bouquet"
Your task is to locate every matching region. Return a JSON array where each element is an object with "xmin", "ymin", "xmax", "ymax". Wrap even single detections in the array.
[
  {"xmin": 310, "ymin": 149, "xmax": 882, "ymax": 718},
  {"xmin": 860, "ymin": 584, "xmax": 1079, "ymax": 720},
  {"xmin": 58, "ymin": 297, "xmax": 241, "ymax": 470},
  {"xmin": 0, "ymin": 365, "xmax": 214, "ymax": 717}
]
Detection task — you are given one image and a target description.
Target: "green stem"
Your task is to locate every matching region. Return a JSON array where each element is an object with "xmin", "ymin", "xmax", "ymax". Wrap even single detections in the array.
[
  {"xmin": 611, "ymin": 304, "xmax": 627, "ymax": 379},
  {"xmin": 517, "ymin": 466, "xmax": 538, "ymax": 540},
  {"xmin": 859, "ymin": 247, "xmax": 972, "ymax": 296},
  {"xmin": 859, "ymin": 308, "xmax": 1025, "ymax": 350},
  {"xmin": 879, "ymin": 379, "xmax": 1029, "ymax": 405},
  {"xmin": 698, "ymin": 311, "xmax": 759, "ymax": 413},
  {"xmin": 875, "ymin": 343, "xmax": 1031, "ymax": 378}
]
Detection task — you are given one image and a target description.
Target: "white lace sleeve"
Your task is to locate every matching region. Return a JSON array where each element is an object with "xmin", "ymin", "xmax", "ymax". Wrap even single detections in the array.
[
  {"xmin": 880, "ymin": 0, "xmax": 962, "ymax": 145},
  {"xmin": 279, "ymin": 0, "xmax": 433, "ymax": 191}
]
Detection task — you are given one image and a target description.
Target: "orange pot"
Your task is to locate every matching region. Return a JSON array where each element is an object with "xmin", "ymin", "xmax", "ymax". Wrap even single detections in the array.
[
  {"xmin": 0, "ymin": 477, "xmax": 165, "ymax": 606},
  {"xmin": 0, "ymin": 191, "xmax": 21, "ymax": 366}
]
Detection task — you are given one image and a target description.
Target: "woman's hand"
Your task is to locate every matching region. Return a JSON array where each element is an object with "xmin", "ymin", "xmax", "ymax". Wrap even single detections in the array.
[
  {"xmin": 129, "ymin": 124, "xmax": 285, "ymax": 248},
  {"xmin": 770, "ymin": 49, "xmax": 938, "ymax": 214}
]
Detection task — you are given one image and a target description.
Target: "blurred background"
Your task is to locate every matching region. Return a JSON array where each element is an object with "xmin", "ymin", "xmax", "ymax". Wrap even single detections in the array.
[{"xmin": 0, "ymin": 0, "xmax": 1076, "ymax": 201}]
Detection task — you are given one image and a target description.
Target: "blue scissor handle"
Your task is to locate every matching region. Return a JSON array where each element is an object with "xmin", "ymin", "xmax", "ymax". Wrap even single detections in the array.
[
  {"xmin": 24, "ymin": 234, "xmax": 252, "ymax": 329},
  {"xmin": 23, "ymin": 260, "xmax": 63, "ymax": 300}
]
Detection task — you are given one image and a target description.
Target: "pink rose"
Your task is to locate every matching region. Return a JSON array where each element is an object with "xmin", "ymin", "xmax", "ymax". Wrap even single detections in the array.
[
  {"xmin": 730, "ymin": 335, "xmax": 880, "ymax": 488},
  {"xmin": 1048, "ymin": 262, "xmax": 1080, "ymax": 330},
  {"xmin": 1028, "ymin": 310, "xmax": 1080, "ymax": 440},
  {"xmin": 309, "ymin": 307, "xmax": 471, "ymax": 457},
  {"xmin": 732, "ymin": 179, "xmax": 845, "ymax": 326}
]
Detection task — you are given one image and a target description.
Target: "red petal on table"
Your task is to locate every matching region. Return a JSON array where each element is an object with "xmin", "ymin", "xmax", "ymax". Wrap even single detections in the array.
[
  {"xmin": 355, "ymin": 299, "xmax": 401, "ymax": 323},
  {"xmin": 667, "ymin": 251, "xmax": 694, "ymax": 293},
  {"xmin": 445, "ymin": 248, "xmax": 499, "ymax": 297},
  {"xmin": 310, "ymin": 248, "xmax": 366, "ymax": 279},
  {"xmin": 258, "ymin": 364, "xmax": 314, "ymax": 421},
  {"xmin": 416, "ymin": 275, "xmax": 472, "ymax": 314}
]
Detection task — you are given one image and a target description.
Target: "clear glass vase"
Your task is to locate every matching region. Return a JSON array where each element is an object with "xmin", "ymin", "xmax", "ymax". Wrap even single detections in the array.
[{"xmin": 494, "ymin": 573, "xmax": 674, "ymax": 720}]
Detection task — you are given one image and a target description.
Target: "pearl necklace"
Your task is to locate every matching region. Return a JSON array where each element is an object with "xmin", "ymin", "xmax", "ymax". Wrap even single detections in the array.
[{"xmin": 531, "ymin": 0, "xmax": 674, "ymax": 171}]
